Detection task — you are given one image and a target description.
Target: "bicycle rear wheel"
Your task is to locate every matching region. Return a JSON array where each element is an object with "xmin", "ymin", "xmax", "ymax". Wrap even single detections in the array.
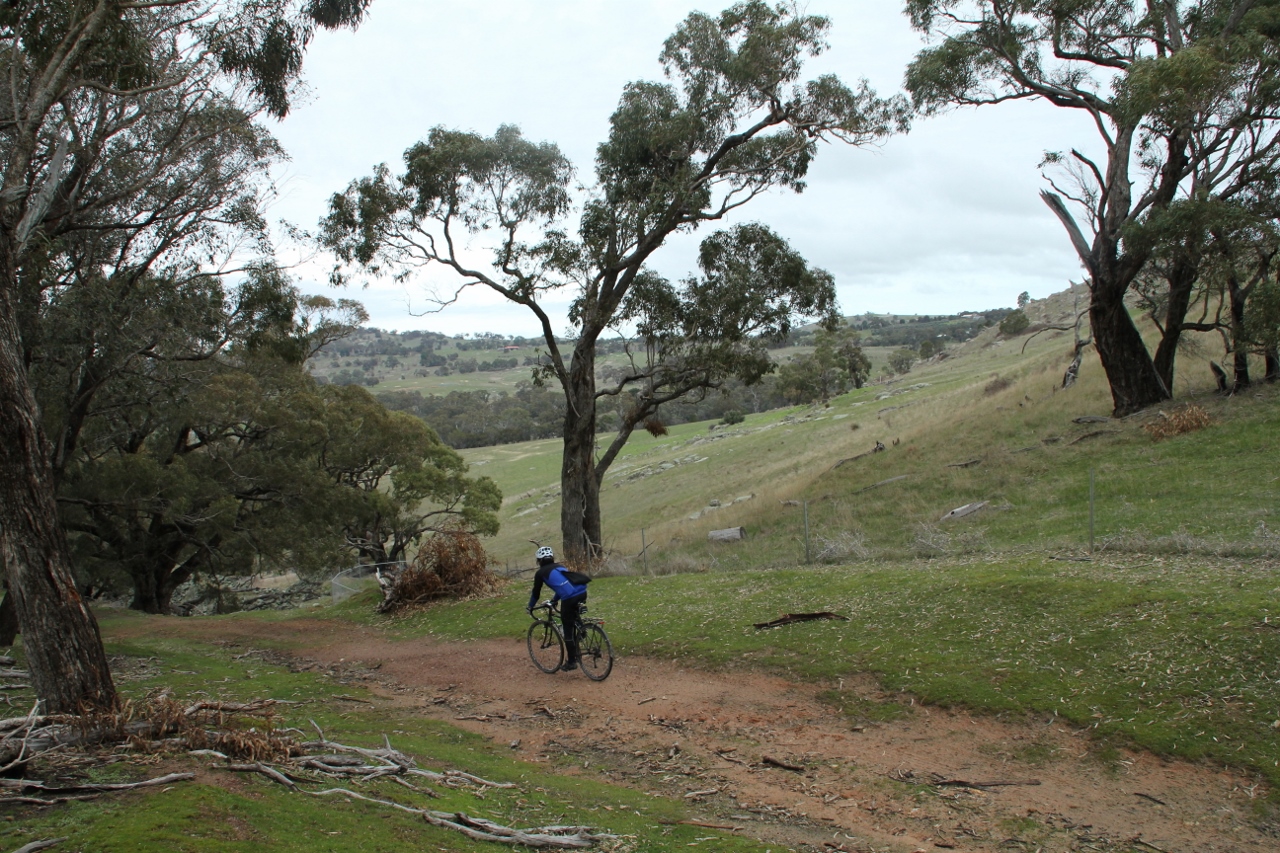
[
  {"xmin": 527, "ymin": 619, "xmax": 565, "ymax": 673},
  {"xmin": 578, "ymin": 623, "xmax": 613, "ymax": 681}
]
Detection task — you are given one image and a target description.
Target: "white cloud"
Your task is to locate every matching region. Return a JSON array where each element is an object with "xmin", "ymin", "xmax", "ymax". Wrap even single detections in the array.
[{"xmin": 271, "ymin": 0, "xmax": 1095, "ymax": 333}]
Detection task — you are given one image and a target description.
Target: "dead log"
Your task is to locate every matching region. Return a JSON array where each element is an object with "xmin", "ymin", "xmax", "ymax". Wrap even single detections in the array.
[
  {"xmin": 707, "ymin": 527, "xmax": 746, "ymax": 542},
  {"xmin": 754, "ymin": 612, "xmax": 849, "ymax": 630},
  {"xmin": 945, "ymin": 459, "xmax": 981, "ymax": 469}
]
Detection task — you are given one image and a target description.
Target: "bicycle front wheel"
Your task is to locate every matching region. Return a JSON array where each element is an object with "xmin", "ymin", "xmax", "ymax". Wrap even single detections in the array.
[
  {"xmin": 527, "ymin": 619, "xmax": 565, "ymax": 673},
  {"xmin": 578, "ymin": 623, "xmax": 613, "ymax": 681}
]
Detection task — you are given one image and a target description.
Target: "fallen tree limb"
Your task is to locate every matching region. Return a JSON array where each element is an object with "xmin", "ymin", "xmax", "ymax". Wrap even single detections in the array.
[
  {"xmin": 754, "ymin": 612, "xmax": 849, "ymax": 630},
  {"xmin": 2, "ymin": 772, "xmax": 194, "ymax": 794},
  {"xmin": 933, "ymin": 777, "xmax": 1041, "ymax": 789},
  {"xmin": 10, "ymin": 839, "xmax": 68, "ymax": 853},
  {"xmin": 853, "ymin": 474, "xmax": 909, "ymax": 494},
  {"xmin": 304, "ymin": 788, "xmax": 612, "ymax": 848},
  {"xmin": 228, "ymin": 763, "xmax": 297, "ymax": 789}
]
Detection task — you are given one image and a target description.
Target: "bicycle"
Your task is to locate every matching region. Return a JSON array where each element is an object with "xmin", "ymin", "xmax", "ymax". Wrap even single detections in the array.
[{"xmin": 526, "ymin": 601, "xmax": 613, "ymax": 681}]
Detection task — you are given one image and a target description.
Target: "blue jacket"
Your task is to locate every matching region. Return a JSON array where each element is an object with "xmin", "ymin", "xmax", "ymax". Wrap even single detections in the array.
[{"xmin": 528, "ymin": 562, "xmax": 588, "ymax": 609}]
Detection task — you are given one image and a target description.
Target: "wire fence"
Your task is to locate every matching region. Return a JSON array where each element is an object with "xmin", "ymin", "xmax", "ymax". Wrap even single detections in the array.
[{"xmin": 330, "ymin": 562, "xmax": 404, "ymax": 604}]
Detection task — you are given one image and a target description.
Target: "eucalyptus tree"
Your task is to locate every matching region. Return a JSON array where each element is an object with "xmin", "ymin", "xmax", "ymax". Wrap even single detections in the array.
[
  {"xmin": 906, "ymin": 0, "xmax": 1280, "ymax": 415},
  {"xmin": 321, "ymin": 1, "xmax": 908, "ymax": 561},
  {"xmin": 0, "ymin": 1, "xmax": 373, "ymax": 711}
]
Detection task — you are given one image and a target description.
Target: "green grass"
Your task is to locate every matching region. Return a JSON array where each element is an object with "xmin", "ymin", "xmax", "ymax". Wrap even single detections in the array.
[
  {"xmin": 4, "ymin": 624, "xmax": 770, "ymax": 853},
  {"xmin": 383, "ymin": 551, "xmax": 1280, "ymax": 789}
]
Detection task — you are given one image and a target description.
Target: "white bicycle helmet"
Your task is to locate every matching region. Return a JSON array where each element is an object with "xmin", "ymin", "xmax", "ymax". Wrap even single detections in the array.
[{"xmin": 535, "ymin": 545, "xmax": 555, "ymax": 562}]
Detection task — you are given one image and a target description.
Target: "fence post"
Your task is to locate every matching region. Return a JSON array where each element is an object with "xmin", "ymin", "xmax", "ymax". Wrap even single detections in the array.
[
  {"xmin": 641, "ymin": 528, "xmax": 649, "ymax": 575},
  {"xmin": 1088, "ymin": 468, "xmax": 1095, "ymax": 555},
  {"xmin": 803, "ymin": 501, "xmax": 811, "ymax": 564}
]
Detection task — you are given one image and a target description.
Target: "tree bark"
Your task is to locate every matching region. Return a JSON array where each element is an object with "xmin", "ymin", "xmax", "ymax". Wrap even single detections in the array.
[
  {"xmin": 0, "ymin": 283, "xmax": 115, "ymax": 712},
  {"xmin": 0, "ymin": 590, "xmax": 18, "ymax": 647},
  {"xmin": 1088, "ymin": 284, "xmax": 1170, "ymax": 416},
  {"xmin": 559, "ymin": 341, "xmax": 601, "ymax": 565},
  {"xmin": 1265, "ymin": 348, "xmax": 1279, "ymax": 382},
  {"xmin": 1226, "ymin": 273, "xmax": 1253, "ymax": 391},
  {"xmin": 1151, "ymin": 254, "xmax": 1199, "ymax": 393}
]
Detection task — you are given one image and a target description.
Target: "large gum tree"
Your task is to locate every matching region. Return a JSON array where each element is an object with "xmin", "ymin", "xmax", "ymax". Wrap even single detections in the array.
[
  {"xmin": 905, "ymin": 0, "xmax": 1280, "ymax": 415},
  {"xmin": 321, "ymin": 1, "xmax": 908, "ymax": 563},
  {"xmin": 0, "ymin": 0, "xmax": 373, "ymax": 712}
]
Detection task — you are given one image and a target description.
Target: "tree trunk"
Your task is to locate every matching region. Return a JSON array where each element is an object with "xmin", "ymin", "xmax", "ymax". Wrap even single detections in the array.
[
  {"xmin": 0, "ymin": 283, "xmax": 116, "ymax": 712},
  {"xmin": 0, "ymin": 590, "xmax": 18, "ymax": 647},
  {"xmin": 1151, "ymin": 254, "xmax": 1199, "ymax": 393},
  {"xmin": 1265, "ymin": 348, "xmax": 1279, "ymax": 382},
  {"xmin": 1228, "ymin": 279, "xmax": 1251, "ymax": 390},
  {"xmin": 559, "ymin": 342, "xmax": 601, "ymax": 565},
  {"xmin": 1089, "ymin": 284, "xmax": 1170, "ymax": 416}
]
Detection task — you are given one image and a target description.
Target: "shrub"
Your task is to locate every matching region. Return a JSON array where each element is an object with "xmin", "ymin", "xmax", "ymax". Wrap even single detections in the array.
[
  {"xmin": 1142, "ymin": 404, "xmax": 1212, "ymax": 441},
  {"xmin": 815, "ymin": 531, "xmax": 871, "ymax": 562},
  {"xmin": 984, "ymin": 375, "xmax": 1013, "ymax": 396},
  {"xmin": 721, "ymin": 409, "xmax": 745, "ymax": 425},
  {"xmin": 376, "ymin": 528, "xmax": 501, "ymax": 613},
  {"xmin": 998, "ymin": 309, "xmax": 1030, "ymax": 336}
]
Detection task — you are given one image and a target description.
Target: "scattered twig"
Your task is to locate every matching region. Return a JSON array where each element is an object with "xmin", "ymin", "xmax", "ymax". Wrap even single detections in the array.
[
  {"xmin": 678, "ymin": 819, "xmax": 739, "ymax": 830},
  {"xmin": 1133, "ymin": 792, "xmax": 1167, "ymax": 806},
  {"xmin": 333, "ymin": 695, "xmax": 373, "ymax": 704},
  {"xmin": 762, "ymin": 756, "xmax": 805, "ymax": 772},
  {"xmin": 637, "ymin": 697, "xmax": 658, "ymax": 706},
  {"xmin": 683, "ymin": 788, "xmax": 719, "ymax": 799}
]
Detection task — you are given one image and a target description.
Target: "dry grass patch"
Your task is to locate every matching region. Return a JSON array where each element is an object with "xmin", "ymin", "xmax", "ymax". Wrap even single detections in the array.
[{"xmin": 1142, "ymin": 404, "xmax": 1212, "ymax": 441}]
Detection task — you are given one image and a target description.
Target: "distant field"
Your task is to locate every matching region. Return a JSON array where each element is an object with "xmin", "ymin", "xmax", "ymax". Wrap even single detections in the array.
[{"xmin": 308, "ymin": 323, "xmax": 939, "ymax": 397}]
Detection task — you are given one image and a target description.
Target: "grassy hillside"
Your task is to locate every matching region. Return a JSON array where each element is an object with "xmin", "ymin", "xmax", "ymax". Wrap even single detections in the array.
[{"xmin": 466, "ymin": 287, "xmax": 1278, "ymax": 572}]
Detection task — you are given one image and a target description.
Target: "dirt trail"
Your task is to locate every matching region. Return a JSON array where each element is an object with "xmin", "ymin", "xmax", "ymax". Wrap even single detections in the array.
[{"xmin": 126, "ymin": 616, "xmax": 1275, "ymax": 853}]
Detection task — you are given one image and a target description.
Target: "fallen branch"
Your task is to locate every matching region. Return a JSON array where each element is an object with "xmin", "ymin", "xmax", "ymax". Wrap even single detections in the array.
[
  {"xmin": 305, "ymin": 788, "xmax": 612, "ymax": 848},
  {"xmin": 1133, "ymin": 792, "xmax": 1167, "ymax": 806},
  {"xmin": 184, "ymin": 699, "xmax": 287, "ymax": 717},
  {"xmin": 854, "ymin": 475, "xmax": 908, "ymax": 495},
  {"xmin": 2, "ymin": 772, "xmax": 194, "ymax": 795},
  {"xmin": 754, "ymin": 612, "xmax": 849, "ymax": 630},
  {"xmin": 761, "ymin": 756, "xmax": 805, "ymax": 772},
  {"xmin": 228, "ymin": 762, "xmax": 297, "ymax": 789},
  {"xmin": 934, "ymin": 777, "xmax": 1041, "ymax": 789},
  {"xmin": 10, "ymin": 839, "xmax": 68, "ymax": 853}
]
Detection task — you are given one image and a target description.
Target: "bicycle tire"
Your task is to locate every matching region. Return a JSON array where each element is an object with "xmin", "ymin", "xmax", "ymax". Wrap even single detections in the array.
[
  {"xmin": 577, "ymin": 623, "xmax": 613, "ymax": 681},
  {"xmin": 527, "ymin": 619, "xmax": 565, "ymax": 673}
]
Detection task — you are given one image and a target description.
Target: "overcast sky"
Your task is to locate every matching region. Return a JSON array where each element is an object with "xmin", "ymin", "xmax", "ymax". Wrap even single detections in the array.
[{"xmin": 269, "ymin": 0, "xmax": 1095, "ymax": 336}]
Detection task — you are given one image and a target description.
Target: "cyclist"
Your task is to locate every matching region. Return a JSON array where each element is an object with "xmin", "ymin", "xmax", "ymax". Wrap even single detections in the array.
[{"xmin": 526, "ymin": 546, "xmax": 589, "ymax": 671}]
